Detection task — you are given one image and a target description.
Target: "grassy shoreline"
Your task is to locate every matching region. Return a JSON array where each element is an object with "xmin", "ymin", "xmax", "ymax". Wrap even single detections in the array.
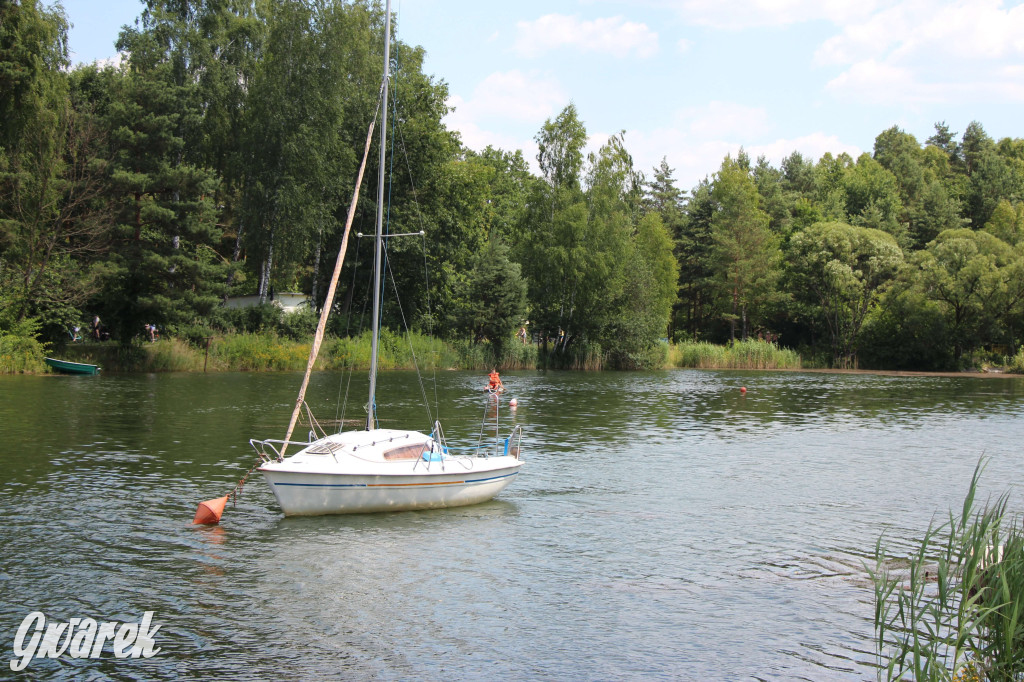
[
  {"xmin": 32, "ymin": 336, "xmax": 805, "ymax": 373},
  {"xmin": 4, "ymin": 332, "xmax": 1023, "ymax": 375}
]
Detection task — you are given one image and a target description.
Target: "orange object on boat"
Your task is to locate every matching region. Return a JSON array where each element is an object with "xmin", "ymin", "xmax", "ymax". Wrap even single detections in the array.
[{"xmin": 193, "ymin": 495, "xmax": 229, "ymax": 524}]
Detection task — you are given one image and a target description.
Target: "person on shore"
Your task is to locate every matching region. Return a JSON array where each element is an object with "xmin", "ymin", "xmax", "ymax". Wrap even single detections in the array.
[{"xmin": 91, "ymin": 316, "xmax": 101, "ymax": 341}]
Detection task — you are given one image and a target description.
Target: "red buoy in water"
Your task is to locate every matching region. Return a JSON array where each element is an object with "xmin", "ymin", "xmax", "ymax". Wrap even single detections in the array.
[
  {"xmin": 193, "ymin": 495, "xmax": 229, "ymax": 525},
  {"xmin": 740, "ymin": 386, "xmax": 747, "ymax": 394}
]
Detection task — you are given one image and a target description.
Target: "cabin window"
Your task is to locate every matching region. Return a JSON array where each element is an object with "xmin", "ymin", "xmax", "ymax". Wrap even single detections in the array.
[{"xmin": 382, "ymin": 443, "xmax": 429, "ymax": 460}]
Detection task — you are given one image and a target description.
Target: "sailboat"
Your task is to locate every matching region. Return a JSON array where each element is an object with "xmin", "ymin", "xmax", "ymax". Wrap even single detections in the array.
[{"xmin": 251, "ymin": 1, "xmax": 523, "ymax": 516}]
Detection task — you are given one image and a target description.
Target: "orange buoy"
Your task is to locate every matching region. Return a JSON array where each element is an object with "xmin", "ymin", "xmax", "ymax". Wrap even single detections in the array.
[
  {"xmin": 193, "ymin": 495, "xmax": 229, "ymax": 525},
  {"xmin": 740, "ymin": 386, "xmax": 747, "ymax": 394}
]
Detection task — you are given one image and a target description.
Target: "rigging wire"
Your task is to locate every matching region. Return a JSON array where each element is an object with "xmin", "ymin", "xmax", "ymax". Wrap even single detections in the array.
[
  {"xmin": 382, "ymin": 236, "xmax": 434, "ymax": 429},
  {"xmin": 328, "ymin": 93, "xmax": 384, "ymax": 434},
  {"xmin": 334, "ymin": 231, "xmax": 368, "ymax": 433},
  {"xmin": 371, "ymin": 28, "xmax": 442, "ymax": 433}
]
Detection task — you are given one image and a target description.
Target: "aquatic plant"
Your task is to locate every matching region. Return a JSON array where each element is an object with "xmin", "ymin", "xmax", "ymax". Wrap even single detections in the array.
[
  {"xmin": 871, "ymin": 460, "xmax": 1024, "ymax": 681},
  {"xmin": 144, "ymin": 338, "xmax": 207, "ymax": 372},
  {"xmin": 327, "ymin": 330, "xmax": 461, "ymax": 371},
  {"xmin": 210, "ymin": 334, "xmax": 311, "ymax": 371},
  {"xmin": 536, "ymin": 340, "xmax": 605, "ymax": 370},
  {"xmin": 670, "ymin": 339, "xmax": 802, "ymax": 370}
]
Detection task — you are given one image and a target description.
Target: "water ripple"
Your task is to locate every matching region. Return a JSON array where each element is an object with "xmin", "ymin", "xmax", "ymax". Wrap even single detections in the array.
[{"xmin": 1, "ymin": 370, "xmax": 1022, "ymax": 679}]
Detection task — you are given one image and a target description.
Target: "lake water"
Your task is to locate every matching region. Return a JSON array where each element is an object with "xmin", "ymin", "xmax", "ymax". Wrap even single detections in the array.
[{"xmin": 1, "ymin": 369, "xmax": 1023, "ymax": 680}]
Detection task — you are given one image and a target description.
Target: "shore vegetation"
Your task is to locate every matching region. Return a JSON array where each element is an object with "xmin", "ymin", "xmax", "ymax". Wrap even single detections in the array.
[
  {"xmin": 871, "ymin": 461, "xmax": 1024, "ymax": 681},
  {"xmin": 3, "ymin": 2, "xmax": 1024, "ymax": 373}
]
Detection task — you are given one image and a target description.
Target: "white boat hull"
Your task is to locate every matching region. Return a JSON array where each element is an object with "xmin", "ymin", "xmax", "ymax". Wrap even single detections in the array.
[{"xmin": 258, "ymin": 438, "xmax": 523, "ymax": 515}]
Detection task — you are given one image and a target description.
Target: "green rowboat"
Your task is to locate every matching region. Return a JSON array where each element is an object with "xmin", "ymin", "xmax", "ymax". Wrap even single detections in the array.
[{"xmin": 44, "ymin": 358, "xmax": 101, "ymax": 375}]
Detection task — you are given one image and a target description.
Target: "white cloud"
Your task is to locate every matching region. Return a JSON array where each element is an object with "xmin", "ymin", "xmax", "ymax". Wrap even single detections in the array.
[
  {"xmin": 445, "ymin": 111, "xmax": 535, "ymax": 159},
  {"xmin": 683, "ymin": 101, "xmax": 771, "ymax": 138},
  {"xmin": 448, "ymin": 70, "xmax": 566, "ymax": 123},
  {"xmin": 816, "ymin": 0, "xmax": 1024, "ymax": 66},
  {"xmin": 443, "ymin": 70, "xmax": 568, "ymax": 167},
  {"xmin": 747, "ymin": 132, "xmax": 862, "ymax": 166},
  {"xmin": 623, "ymin": 127, "xmax": 739, "ymax": 188},
  {"xmin": 814, "ymin": 1, "xmax": 1024, "ymax": 105},
  {"xmin": 70, "ymin": 51, "xmax": 127, "ymax": 69},
  {"xmin": 622, "ymin": 111, "xmax": 861, "ymax": 191},
  {"xmin": 824, "ymin": 59, "xmax": 921, "ymax": 101},
  {"xmin": 513, "ymin": 14, "xmax": 659, "ymax": 58},
  {"xmin": 825, "ymin": 57, "xmax": 1024, "ymax": 104},
  {"xmin": 661, "ymin": 0, "xmax": 880, "ymax": 30}
]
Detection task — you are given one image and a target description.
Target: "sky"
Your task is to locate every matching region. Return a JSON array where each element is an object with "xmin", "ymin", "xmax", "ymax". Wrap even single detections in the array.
[{"xmin": 61, "ymin": 0, "xmax": 1024, "ymax": 191}]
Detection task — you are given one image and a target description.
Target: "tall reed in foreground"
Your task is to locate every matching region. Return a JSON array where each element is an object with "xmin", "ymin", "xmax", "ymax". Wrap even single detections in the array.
[{"xmin": 871, "ymin": 460, "xmax": 1024, "ymax": 680}]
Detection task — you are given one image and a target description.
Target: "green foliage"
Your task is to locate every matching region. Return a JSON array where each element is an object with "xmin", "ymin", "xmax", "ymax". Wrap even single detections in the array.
[
  {"xmin": 984, "ymin": 200, "xmax": 1024, "ymax": 246},
  {"xmin": 536, "ymin": 103, "xmax": 587, "ymax": 192},
  {"xmin": 843, "ymin": 153, "xmax": 908, "ymax": 247},
  {"xmin": 276, "ymin": 306, "xmax": 318, "ymax": 341},
  {"xmin": 872, "ymin": 460, "xmax": 1024, "ymax": 681},
  {"xmin": 859, "ymin": 286, "xmax": 954, "ymax": 370},
  {"xmin": 669, "ymin": 339, "xmax": 801, "ymax": 369},
  {"xmin": 788, "ymin": 221, "xmax": 903, "ymax": 367},
  {"xmin": 0, "ymin": 1, "xmax": 115, "ymax": 343},
  {"xmin": 91, "ymin": 44, "xmax": 226, "ymax": 345},
  {"xmin": 209, "ymin": 333, "xmax": 311, "ymax": 371},
  {"xmin": 5, "ymin": 0, "xmax": 1024, "ymax": 373},
  {"xmin": 220, "ymin": 303, "xmax": 283, "ymax": 334},
  {"xmin": 538, "ymin": 339, "xmax": 604, "ymax": 371},
  {"xmin": 1009, "ymin": 348, "xmax": 1024, "ymax": 374},
  {"xmin": 675, "ymin": 178, "xmax": 718, "ymax": 338},
  {"xmin": 449, "ymin": 235, "xmax": 527, "ymax": 356},
  {"xmin": 711, "ymin": 154, "xmax": 782, "ymax": 341},
  {"xmin": 0, "ymin": 316, "xmax": 47, "ymax": 373},
  {"xmin": 143, "ymin": 338, "xmax": 205, "ymax": 372},
  {"xmin": 446, "ymin": 336, "xmax": 537, "ymax": 371},
  {"xmin": 326, "ymin": 329, "xmax": 459, "ymax": 371},
  {"xmin": 909, "ymin": 229, "xmax": 1023, "ymax": 363},
  {"xmin": 605, "ymin": 212, "xmax": 678, "ymax": 369}
]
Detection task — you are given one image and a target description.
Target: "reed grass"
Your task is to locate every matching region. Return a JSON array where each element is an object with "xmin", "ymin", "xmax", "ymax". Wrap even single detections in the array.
[
  {"xmin": 871, "ymin": 459, "xmax": 1024, "ymax": 681},
  {"xmin": 145, "ymin": 338, "xmax": 207, "ymax": 372},
  {"xmin": 536, "ymin": 341, "xmax": 605, "ymax": 370},
  {"xmin": 1008, "ymin": 348, "xmax": 1024, "ymax": 374},
  {"xmin": 669, "ymin": 339, "xmax": 802, "ymax": 370},
  {"xmin": 0, "ymin": 331, "xmax": 47, "ymax": 373},
  {"xmin": 498, "ymin": 341, "xmax": 539, "ymax": 370},
  {"xmin": 38, "ymin": 334, "xmax": 808, "ymax": 373},
  {"xmin": 63, "ymin": 340, "xmax": 206, "ymax": 372},
  {"xmin": 326, "ymin": 330, "xmax": 461, "ymax": 371},
  {"xmin": 451, "ymin": 339, "xmax": 539, "ymax": 371},
  {"xmin": 210, "ymin": 334, "xmax": 312, "ymax": 371}
]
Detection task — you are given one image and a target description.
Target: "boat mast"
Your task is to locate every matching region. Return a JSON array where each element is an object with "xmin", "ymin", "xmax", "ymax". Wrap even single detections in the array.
[{"xmin": 367, "ymin": 0, "xmax": 391, "ymax": 431}]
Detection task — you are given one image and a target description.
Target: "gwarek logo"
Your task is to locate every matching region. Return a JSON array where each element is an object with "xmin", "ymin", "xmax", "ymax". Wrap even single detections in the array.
[{"xmin": 10, "ymin": 611, "xmax": 161, "ymax": 671}]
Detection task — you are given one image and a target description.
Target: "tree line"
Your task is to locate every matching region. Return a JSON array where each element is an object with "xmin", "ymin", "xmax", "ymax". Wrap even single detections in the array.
[{"xmin": 2, "ymin": 0, "xmax": 1023, "ymax": 370}]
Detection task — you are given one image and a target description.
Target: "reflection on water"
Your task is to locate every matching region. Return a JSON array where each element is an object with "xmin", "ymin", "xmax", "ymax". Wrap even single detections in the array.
[{"xmin": 1, "ymin": 369, "xmax": 1022, "ymax": 679}]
